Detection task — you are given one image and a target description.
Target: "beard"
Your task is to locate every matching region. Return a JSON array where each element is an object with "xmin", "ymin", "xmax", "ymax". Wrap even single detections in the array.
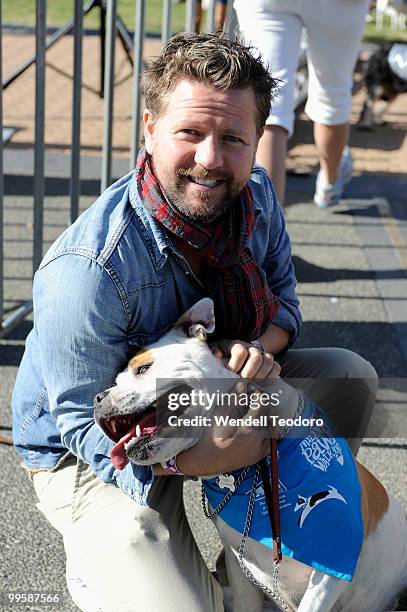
[
  {"xmin": 168, "ymin": 169, "xmax": 243, "ymax": 222},
  {"xmin": 152, "ymin": 157, "xmax": 246, "ymax": 223}
]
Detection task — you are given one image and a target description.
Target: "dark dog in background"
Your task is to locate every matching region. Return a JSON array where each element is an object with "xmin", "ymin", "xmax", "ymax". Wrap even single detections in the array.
[{"xmin": 358, "ymin": 42, "xmax": 407, "ymax": 129}]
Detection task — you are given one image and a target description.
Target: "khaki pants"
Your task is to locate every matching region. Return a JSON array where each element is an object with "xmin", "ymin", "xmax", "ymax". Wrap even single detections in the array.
[
  {"xmin": 32, "ymin": 347, "xmax": 377, "ymax": 612},
  {"xmin": 33, "ymin": 459, "xmax": 223, "ymax": 612}
]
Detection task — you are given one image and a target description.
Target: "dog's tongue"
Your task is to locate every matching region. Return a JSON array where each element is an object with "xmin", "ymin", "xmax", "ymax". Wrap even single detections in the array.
[
  {"xmin": 110, "ymin": 410, "xmax": 158, "ymax": 471},
  {"xmin": 110, "ymin": 422, "xmax": 138, "ymax": 470}
]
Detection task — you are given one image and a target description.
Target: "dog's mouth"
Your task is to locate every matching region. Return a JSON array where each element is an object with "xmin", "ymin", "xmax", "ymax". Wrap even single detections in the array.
[
  {"xmin": 99, "ymin": 384, "xmax": 191, "ymax": 470},
  {"xmin": 107, "ymin": 404, "xmax": 159, "ymax": 470}
]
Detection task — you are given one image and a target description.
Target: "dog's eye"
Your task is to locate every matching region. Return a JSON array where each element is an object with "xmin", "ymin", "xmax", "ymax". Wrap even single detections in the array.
[{"xmin": 136, "ymin": 363, "xmax": 152, "ymax": 375}]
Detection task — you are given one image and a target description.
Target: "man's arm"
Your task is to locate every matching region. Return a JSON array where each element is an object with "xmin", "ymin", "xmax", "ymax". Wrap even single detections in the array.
[
  {"xmin": 154, "ymin": 402, "xmax": 271, "ymax": 477},
  {"xmin": 152, "ymin": 353, "xmax": 283, "ymax": 477},
  {"xmin": 153, "ymin": 361, "xmax": 301, "ymax": 478},
  {"xmin": 259, "ymin": 322, "xmax": 290, "ymax": 356},
  {"xmin": 153, "ymin": 427, "xmax": 270, "ymax": 476},
  {"xmin": 34, "ymin": 254, "xmax": 154, "ymax": 504}
]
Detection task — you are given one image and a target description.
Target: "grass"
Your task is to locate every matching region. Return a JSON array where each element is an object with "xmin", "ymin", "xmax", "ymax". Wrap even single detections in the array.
[
  {"xmin": 2, "ymin": 1, "xmax": 407, "ymax": 42},
  {"xmin": 364, "ymin": 17, "xmax": 407, "ymax": 43},
  {"xmin": 2, "ymin": 0, "xmax": 187, "ymax": 35}
]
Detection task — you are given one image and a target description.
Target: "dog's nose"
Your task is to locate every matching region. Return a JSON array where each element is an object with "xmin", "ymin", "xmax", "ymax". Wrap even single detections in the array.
[{"xmin": 94, "ymin": 389, "xmax": 111, "ymax": 407}]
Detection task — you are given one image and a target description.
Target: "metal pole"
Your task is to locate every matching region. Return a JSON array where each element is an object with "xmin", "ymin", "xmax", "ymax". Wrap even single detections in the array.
[
  {"xmin": 99, "ymin": 0, "xmax": 106, "ymax": 97},
  {"xmin": 2, "ymin": 18, "xmax": 75, "ymax": 91},
  {"xmin": 115, "ymin": 14, "xmax": 135, "ymax": 65},
  {"xmin": 224, "ymin": 0, "xmax": 238, "ymax": 40},
  {"xmin": 70, "ymin": 0, "xmax": 83, "ymax": 224},
  {"xmin": 0, "ymin": 2, "xmax": 4, "ymax": 323},
  {"xmin": 207, "ymin": 0, "xmax": 216, "ymax": 33},
  {"xmin": 161, "ymin": 0, "xmax": 173, "ymax": 44},
  {"xmin": 185, "ymin": 0, "xmax": 197, "ymax": 33},
  {"xmin": 0, "ymin": 301, "xmax": 33, "ymax": 340},
  {"xmin": 33, "ymin": 0, "xmax": 46, "ymax": 275},
  {"xmin": 130, "ymin": 0, "xmax": 146, "ymax": 169},
  {"xmin": 101, "ymin": 0, "xmax": 117, "ymax": 192},
  {"xmin": 2, "ymin": 0, "xmax": 100, "ymax": 92}
]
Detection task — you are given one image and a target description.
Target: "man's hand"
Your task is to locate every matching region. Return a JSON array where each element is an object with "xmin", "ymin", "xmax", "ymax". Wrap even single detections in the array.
[
  {"xmin": 176, "ymin": 425, "xmax": 269, "ymax": 476},
  {"xmin": 175, "ymin": 381, "xmax": 272, "ymax": 476},
  {"xmin": 155, "ymin": 324, "xmax": 289, "ymax": 477},
  {"xmin": 212, "ymin": 339, "xmax": 281, "ymax": 380}
]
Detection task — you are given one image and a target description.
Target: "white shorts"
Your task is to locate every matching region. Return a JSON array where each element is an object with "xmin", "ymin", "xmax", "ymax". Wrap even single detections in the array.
[{"xmin": 234, "ymin": 0, "xmax": 370, "ymax": 136}]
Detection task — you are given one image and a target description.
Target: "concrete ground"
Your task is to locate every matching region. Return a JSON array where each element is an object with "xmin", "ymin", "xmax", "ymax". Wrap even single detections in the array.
[{"xmin": 1, "ymin": 31, "xmax": 406, "ymax": 612}]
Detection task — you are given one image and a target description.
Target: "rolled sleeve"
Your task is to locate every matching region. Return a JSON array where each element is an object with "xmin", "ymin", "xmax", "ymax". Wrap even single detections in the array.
[{"xmin": 253, "ymin": 168, "xmax": 302, "ymax": 346}]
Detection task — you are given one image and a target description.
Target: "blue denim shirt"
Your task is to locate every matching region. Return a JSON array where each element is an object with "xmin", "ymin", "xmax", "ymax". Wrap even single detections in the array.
[{"xmin": 12, "ymin": 165, "xmax": 301, "ymax": 505}]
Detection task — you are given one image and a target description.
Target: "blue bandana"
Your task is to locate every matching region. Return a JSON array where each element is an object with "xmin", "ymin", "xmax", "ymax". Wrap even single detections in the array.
[{"xmin": 204, "ymin": 401, "xmax": 363, "ymax": 581}]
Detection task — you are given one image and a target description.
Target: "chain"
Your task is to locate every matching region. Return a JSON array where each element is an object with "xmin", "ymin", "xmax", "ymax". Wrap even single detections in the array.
[
  {"xmin": 237, "ymin": 464, "xmax": 288, "ymax": 611},
  {"xmin": 277, "ymin": 391, "xmax": 306, "ymax": 438},
  {"xmin": 199, "ymin": 391, "xmax": 307, "ymax": 610},
  {"xmin": 201, "ymin": 466, "xmax": 250, "ymax": 519},
  {"xmin": 202, "ymin": 465, "xmax": 289, "ymax": 611}
]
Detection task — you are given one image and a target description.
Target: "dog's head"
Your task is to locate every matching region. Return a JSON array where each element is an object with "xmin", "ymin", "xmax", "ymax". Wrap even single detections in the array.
[{"xmin": 94, "ymin": 298, "xmax": 237, "ymax": 469}]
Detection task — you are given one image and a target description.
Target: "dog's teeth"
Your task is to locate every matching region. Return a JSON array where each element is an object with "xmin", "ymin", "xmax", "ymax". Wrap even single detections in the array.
[
  {"xmin": 110, "ymin": 420, "xmax": 117, "ymax": 434},
  {"xmin": 124, "ymin": 436, "xmax": 137, "ymax": 450},
  {"xmin": 136, "ymin": 424, "xmax": 141, "ymax": 437}
]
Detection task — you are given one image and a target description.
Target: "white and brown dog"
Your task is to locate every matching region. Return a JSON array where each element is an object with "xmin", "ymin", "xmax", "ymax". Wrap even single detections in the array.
[{"xmin": 94, "ymin": 298, "xmax": 407, "ymax": 612}]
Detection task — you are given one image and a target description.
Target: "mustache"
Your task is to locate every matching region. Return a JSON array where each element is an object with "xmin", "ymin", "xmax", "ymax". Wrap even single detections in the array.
[{"xmin": 177, "ymin": 168, "xmax": 230, "ymax": 181}]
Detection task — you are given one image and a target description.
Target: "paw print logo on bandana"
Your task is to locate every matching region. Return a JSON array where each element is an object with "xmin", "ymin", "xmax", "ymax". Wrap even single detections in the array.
[{"xmin": 299, "ymin": 437, "xmax": 345, "ymax": 473}]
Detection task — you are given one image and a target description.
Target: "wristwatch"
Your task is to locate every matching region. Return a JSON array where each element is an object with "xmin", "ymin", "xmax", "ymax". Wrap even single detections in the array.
[{"xmin": 250, "ymin": 339, "xmax": 265, "ymax": 355}]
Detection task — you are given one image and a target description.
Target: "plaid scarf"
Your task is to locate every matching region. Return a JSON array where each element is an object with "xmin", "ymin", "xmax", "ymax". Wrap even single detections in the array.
[{"xmin": 135, "ymin": 148, "xmax": 279, "ymax": 341}]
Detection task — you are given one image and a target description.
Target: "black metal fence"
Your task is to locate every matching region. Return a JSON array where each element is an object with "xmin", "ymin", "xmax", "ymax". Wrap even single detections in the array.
[{"xmin": 0, "ymin": 0, "xmax": 237, "ymax": 337}]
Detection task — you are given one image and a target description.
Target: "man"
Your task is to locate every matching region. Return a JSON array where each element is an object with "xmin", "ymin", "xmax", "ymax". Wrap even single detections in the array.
[{"xmin": 12, "ymin": 33, "xmax": 376, "ymax": 612}]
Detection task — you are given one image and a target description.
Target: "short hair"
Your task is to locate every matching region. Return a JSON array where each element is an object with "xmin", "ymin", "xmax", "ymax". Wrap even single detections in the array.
[{"xmin": 141, "ymin": 32, "xmax": 278, "ymax": 130}]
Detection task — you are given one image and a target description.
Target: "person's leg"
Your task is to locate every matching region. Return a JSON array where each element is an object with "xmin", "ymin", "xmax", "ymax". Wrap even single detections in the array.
[
  {"xmin": 304, "ymin": 0, "xmax": 369, "ymax": 129},
  {"xmin": 313, "ymin": 121, "xmax": 350, "ymax": 185},
  {"xmin": 195, "ymin": 0, "xmax": 203, "ymax": 33},
  {"xmin": 279, "ymin": 347, "xmax": 378, "ymax": 454},
  {"xmin": 234, "ymin": 0, "xmax": 303, "ymax": 204},
  {"xmin": 301, "ymin": 0, "xmax": 370, "ymax": 205},
  {"xmin": 32, "ymin": 457, "xmax": 106, "ymax": 612},
  {"xmin": 33, "ymin": 458, "xmax": 223, "ymax": 612},
  {"xmin": 256, "ymin": 125, "xmax": 289, "ymax": 204},
  {"xmin": 214, "ymin": 0, "xmax": 227, "ymax": 32}
]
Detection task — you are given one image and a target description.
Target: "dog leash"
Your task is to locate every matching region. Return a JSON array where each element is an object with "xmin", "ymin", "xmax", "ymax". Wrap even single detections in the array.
[
  {"xmin": 259, "ymin": 437, "xmax": 282, "ymax": 564},
  {"xmin": 201, "ymin": 441, "xmax": 288, "ymax": 610},
  {"xmin": 236, "ymin": 461, "xmax": 288, "ymax": 611},
  {"xmin": 260, "ymin": 391, "xmax": 306, "ymax": 565}
]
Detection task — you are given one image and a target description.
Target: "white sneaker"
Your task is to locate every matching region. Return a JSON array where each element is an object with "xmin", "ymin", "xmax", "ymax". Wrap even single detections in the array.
[{"xmin": 314, "ymin": 146, "xmax": 353, "ymax": 208}]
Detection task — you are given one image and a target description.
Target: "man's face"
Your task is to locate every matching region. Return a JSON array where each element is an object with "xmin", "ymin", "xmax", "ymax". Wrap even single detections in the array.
[{"xmin": 143, "ymin": 79, "xmax": 263, "ymax": 223}]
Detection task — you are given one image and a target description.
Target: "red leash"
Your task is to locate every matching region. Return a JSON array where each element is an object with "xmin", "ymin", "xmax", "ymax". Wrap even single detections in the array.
[{"xmin": 259, "ymin": 438, "xmax": 282, "ymax": 563}]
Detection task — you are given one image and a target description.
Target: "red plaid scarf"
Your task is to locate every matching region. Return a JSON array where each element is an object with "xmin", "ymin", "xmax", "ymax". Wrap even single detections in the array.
[{"xmin": 135, "ymin": 149, "xmax": 279, "ymax": 341}]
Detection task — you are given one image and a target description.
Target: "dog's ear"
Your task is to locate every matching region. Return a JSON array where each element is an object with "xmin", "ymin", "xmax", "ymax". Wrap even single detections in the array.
[{"xmin": 174, "ymin": 298, "xmax": 215, "ymax": 340}]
